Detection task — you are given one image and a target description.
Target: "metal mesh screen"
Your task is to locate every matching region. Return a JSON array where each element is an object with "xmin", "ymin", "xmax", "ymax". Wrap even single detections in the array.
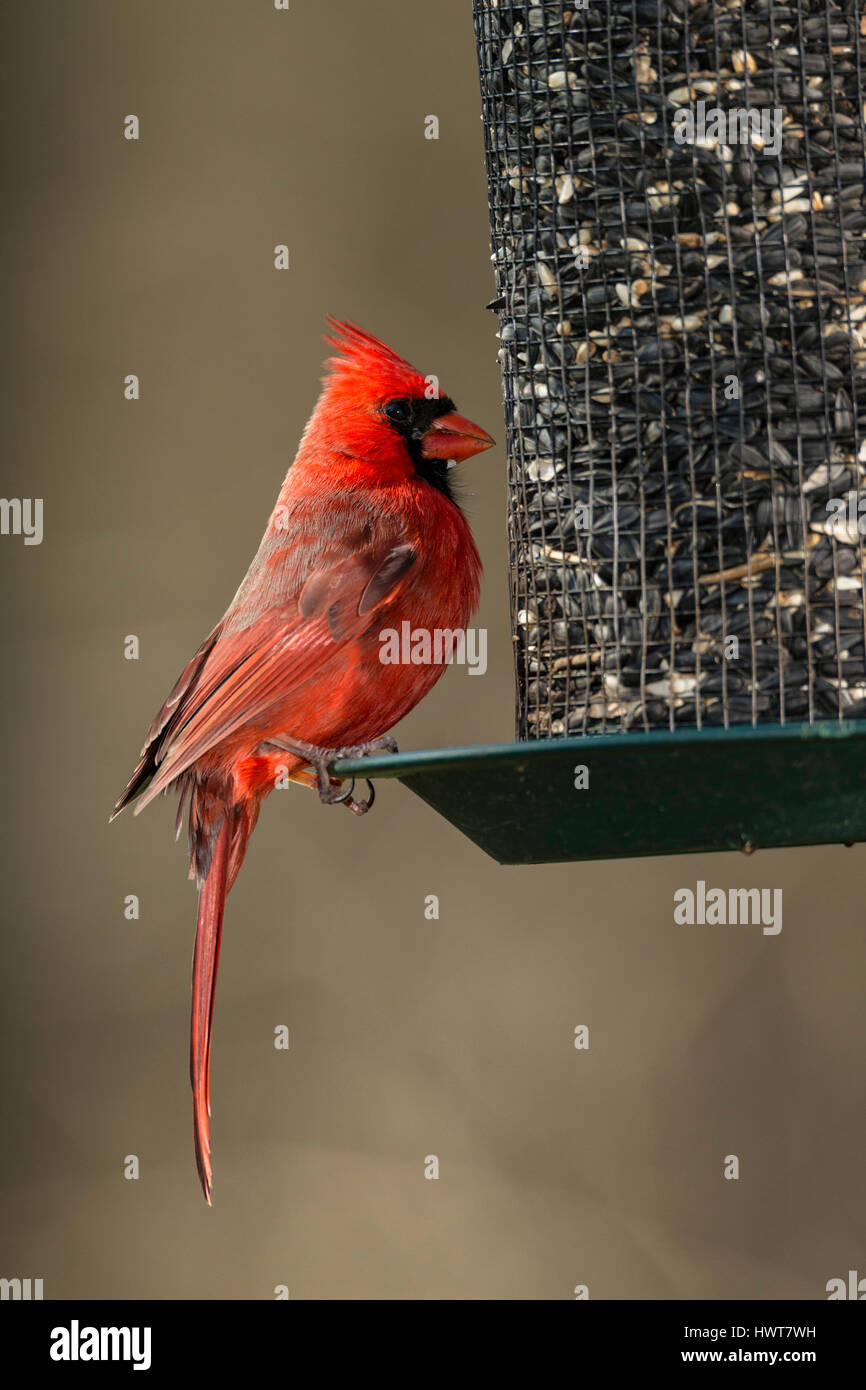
[{"xmin": 473, "ymin": 0, "xmax": 866, "ymax": 740}]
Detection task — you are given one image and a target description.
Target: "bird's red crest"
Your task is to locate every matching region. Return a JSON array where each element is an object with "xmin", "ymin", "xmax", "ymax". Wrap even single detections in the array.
[{"xmin": 323, "ymin": 317, "xmax": 435, "ymax": 401}]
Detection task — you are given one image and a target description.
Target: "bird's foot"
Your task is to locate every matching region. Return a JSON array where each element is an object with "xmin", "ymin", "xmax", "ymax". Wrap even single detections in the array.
[{"xmin": 261, "ymin": 735, "xmax": 398, "ymax": 815}]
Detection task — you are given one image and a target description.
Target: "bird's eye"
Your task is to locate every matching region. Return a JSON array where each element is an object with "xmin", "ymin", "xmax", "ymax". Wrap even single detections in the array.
[{"xmin": 384, "ymin": 398, "xmax": 412, "ymax": 425}]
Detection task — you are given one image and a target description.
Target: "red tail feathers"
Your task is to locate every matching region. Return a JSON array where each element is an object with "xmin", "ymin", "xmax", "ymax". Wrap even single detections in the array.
[
  {"xmin": 190, "ymin": 802, "xmax": 260, "ymax": 1205},
  {"xmin": 190, "ymin": 813, "xmax": 231, "ymax": 1204}
]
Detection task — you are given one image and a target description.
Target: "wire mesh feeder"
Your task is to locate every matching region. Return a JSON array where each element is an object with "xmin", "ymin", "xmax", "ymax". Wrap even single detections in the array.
[
  {"xmin": 473, "ymin": 0, "xmax": 866, "ymax": 740},
  {"xmin": 337, "ymin": 0, "xmax": 866, "ymax": 865}
]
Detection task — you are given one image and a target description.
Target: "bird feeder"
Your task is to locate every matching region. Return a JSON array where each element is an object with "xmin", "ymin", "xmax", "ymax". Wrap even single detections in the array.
[{"xmin": 339, "ymin": 0, "xmax": 866, "ymax": 863}]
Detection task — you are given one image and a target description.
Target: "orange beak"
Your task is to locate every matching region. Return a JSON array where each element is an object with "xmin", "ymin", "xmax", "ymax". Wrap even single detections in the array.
[{"xmin": 420, "ymin": 411, "xmax": 495, "ymax": 463}]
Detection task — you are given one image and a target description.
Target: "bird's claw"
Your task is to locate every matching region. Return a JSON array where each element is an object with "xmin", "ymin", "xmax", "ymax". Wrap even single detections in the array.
[
  {"xmin": 345, "ymin": 779, "xmax": 375, "ymax": 815},
  {"xmin": 263, "ymin": 735, "xmax": 397, "ymax": 812},
  {"xmin": 319, "ymin": 772, "xmax": 356, "ymax": 806},
  {"xmin": 315, "ymin": 770, "xmax": 376, "ymax": 814}
]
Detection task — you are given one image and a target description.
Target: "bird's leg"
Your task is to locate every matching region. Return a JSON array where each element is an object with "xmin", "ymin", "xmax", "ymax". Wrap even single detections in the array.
[{"xmin": 260, "ymin": 735, "xmax": 398, "ymax": 815}]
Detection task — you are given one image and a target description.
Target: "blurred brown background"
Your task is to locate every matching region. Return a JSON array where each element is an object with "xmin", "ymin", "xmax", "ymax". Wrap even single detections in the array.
[{"xmin": 1, "ymin": 0, "xmax": 863, "ymax": 1300}]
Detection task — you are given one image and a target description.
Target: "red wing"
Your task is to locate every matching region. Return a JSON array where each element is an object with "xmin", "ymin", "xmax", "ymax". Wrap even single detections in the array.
[
  {"xmin": 131, "ymin": 542, "xmax": 417, "ymax": 810},
  {"xmin": 110, "ymin": 626, "xmax": 224, "ymax": 819},
  {"xmin": 143, "ymin": 626, "xmax": 223, "ymax": 751}
]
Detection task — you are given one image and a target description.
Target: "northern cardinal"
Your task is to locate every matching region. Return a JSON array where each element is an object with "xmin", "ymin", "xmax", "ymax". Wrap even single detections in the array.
[{"xmin": 111, "ymin": 319, "xmax": 493, "ymax": 1202}]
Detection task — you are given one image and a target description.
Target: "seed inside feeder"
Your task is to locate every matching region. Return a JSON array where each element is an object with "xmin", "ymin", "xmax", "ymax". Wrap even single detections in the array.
[{"xmin": 474, "ymin": 0, "xmax": 866, "ymax": 737}]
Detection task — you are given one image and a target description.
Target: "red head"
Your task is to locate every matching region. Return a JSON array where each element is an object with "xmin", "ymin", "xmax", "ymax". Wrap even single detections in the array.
[{"xmin": 295, "ymin": 318, "xmax": 494, "ymax": 497}]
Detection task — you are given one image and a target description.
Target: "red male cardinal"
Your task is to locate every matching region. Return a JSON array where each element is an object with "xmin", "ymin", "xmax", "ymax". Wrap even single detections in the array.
[{"xmin": 111, "ymin": 319, "xmax": 493, "ymax": 1202}]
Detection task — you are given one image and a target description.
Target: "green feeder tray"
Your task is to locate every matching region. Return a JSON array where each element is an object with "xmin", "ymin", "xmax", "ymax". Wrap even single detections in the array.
[{"xmin": 335, "ymin": 721, "xmax": 866, "ymax": 865}]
